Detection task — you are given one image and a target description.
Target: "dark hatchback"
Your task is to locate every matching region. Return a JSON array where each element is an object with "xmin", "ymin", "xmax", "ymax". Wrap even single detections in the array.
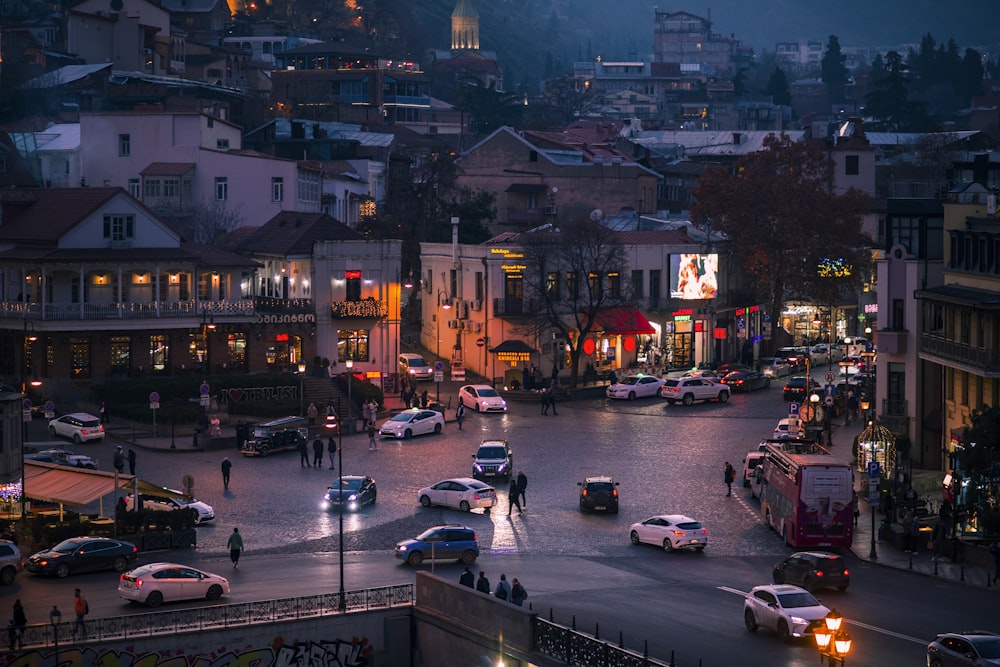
[
  {"xmin": 322, "ymin": 475, "xmax": 377, "ymax": 511},
  {"xmin": 772, "ymin": 551, "xmax": 850, "ymax": 592},
  {"xmin": 578, "ymin": 476, "xmax": 620, "ymax": 513},
  {"xmin": 721, "ymin": 370, "xmax": 771, "ymax": 392},
  {"xmin": 28, "ymin": 537, "xmax": 138, "ymax": 578},
  {"xmin": 783, "ymin": 376, "xmax": 821, "ymax": 401}
]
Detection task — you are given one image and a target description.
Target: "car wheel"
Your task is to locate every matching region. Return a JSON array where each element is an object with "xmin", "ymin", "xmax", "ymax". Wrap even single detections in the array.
[
  {"xmin": 682, "ymin": 393, "xmax": 695, "ymax": 406},
  {"xmin": 145, "ymin": 591, "xmax": 164, "ymax": 608},
  {"xmin": 475, "ymin": 403, "xmax": 481, "ymax": 413},
  {"xmin": 112, "ymin": 556, "xmax": 129, "ymax": 572},
  {"xmin": 49, "ymin": 426, "xmax": 57, "ymax": 437},
  {"xmin": 695, "ymin": 546, "xmax": 706, "ymax": 552},
  {"xmin": 433, "ymin": 423, "xmax": 442, "ymax": 434},
  {"xmin": 460, "ymin": 550, "xmax": 477, "ymax": 565},
  {"xmin": 370, "ymin": 491, "xmax": 377, "ymax": 505},
  {"xmin": 665, "ymin": 399, "xmax": 675, "ymax": 405},
  {"xmin": 407, "ymin": 551, "xmax": 424, "ymax": 566},
  {"xmin": 0, "ymin": 566, "xmax": 15, "ymax": 585},
  {"xmin": 629, "ymin": 531, "xmax": 640, "ymax": 545},
  {"xmin": 718, "ymin": 391, "xmax": 730, "ymax": 403},
  {"xmin": 744, "ymin": 609, "xmax": 758, "ymax": 633},
  {"xmin": 419, "ymin": 495, "xmax": 431, "ymax": 507},
  {"xmin": 73, "ymin": 434, "xmax": 82, "ymax": 444},
  {"xmin": 459, "ymin": 500, "xmax": 470, "ymax": 512},
  {"xmin": 772, "ymin": 569, "xmax": 784, "ymax": 584},
  {"xmin": 206, "ymin": 584, "xmax": 223, "ymax": 601},
  {"xmin": 259, "ymin": 446, "xmax": 269, "ymax": 457},
  {"xmin": 55, "ymin": 563, "xmax": 70, "ymax": 578},
  {"xmin": 663, "ymin": 539, "xmax": 674, "ymax": 552},
  {"xmin": 404, "ymin": 429, "xmax": 413, "ymax": 439},
  {"xmin": 627, "ymin": 391, "xmax": 636, "ymax": 401},
  {"xmin": 777, "ymin": 620, "xmax": 791, "ymax": 642}
]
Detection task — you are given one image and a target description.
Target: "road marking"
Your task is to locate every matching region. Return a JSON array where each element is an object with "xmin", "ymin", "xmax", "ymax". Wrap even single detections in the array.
[{"xmin": 732, "ymin": 491, "xmax": 761, "ymax": 522}]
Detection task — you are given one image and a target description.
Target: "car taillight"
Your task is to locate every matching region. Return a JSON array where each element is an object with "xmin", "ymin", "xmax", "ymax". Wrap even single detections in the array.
[
  {"xmin": 842, "ymin": 569, "xmax": 849, "ymax": 576},
  {"xmin": 581, "ymin": 489, "xmax": 589, "ymax": 497},
  {"xmin": 612, "ymin": 489, "xmax": 618, "ymax": 498},
  {"xmin": 815, "ymin": 571, "xmax": 824, "ymax": 577}
]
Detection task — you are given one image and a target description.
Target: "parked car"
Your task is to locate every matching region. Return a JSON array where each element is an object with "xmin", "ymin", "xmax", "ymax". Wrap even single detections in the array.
[
  {"xmin": 471, "ymin": 439, "xmax": 513, "ymax": 481},
  {"xmin": 772, "ymin": 552, "xmax": 850, "ymax": 592},
  {"xmin": 118, "ymin": 562, "xmax": 230, "ymax": 607},
  {"xmin": 0, "ymin": 540, "xmax": 23, "ymax": 585},
  {"xmin": 379, "ymin": 408, "xmax": 444, "ymax": 439},
  {"xmin": 606, "ymin": 374, "xmax": 666, "ymax": 400},
  {"xmin": 629, "ymin": 515, "xmax": 708, "ymax": 552},
  {"xmin": 25, "ymin": 449, "xmax": 98, "ymax": 469},
  {"xmin": 48, "ymin": 413, "xmax": 105, "ymax": 443},
  {"xmin": 810, "ymin": 344, "xmax": 845, "ymax": 364},
  {"xmin": 743, "ymin": 452, "xmax": 766, "ymax": 489},
  {"xmin": 458, "ymin": 384, "xmax": 508, "ymax": 413},
  {"xmin": 715, "ymin": 363, "xmax": 751, "ymax": 376},
  {"xmin": 418, "ymin": 478, "xmax": 497, "ymax": 512},
  {"xmin": 399, "ymin": 353, "xmax": 434, "ymax": 382},
  {"xmin": 926, "ymin": 631, "xmax": 1000, "ymax": 667},
  {"xmin": 240, "ymin": 416, "xmax": 309, "ymax": 457},
  {"xmin": 578, "ymin": 476, "xmax": 620, "ymax": 513},
  {"xmin": 126, "ymin": 490, "xmax": 215, "ymax": 523},
  {"xmin": 681, "ymin": 369, "xmax": 724, "ymax": 381},
  {"xmin": 773, "ymin": 418, "xmax": 803, "ymax": 440},
  {"xmin": 394, "ymin": 525, "xmax": 479, "ymax": 566},
  {"xmin": 743, "ymin": 584, "xmax": 830, "ymax": 641},
  {"xmin": 660, "ymin": 377, "xmax": 730, "ymax": 405},
  {"xmin": 759, "ymin": 357, "xmax": 792, "ymax": 378},
  {"xmin": 721, "ymin": 370, "xmax": 771, "ymax": 392},
  {"xmin": 322, "ymin": 475, "xmax": 377, "ymax": 511},
  {"xmin": 783, "ymin": 376, "xmax": 821, "ymax": 402},
  {"xmin": 27, "ymin": 537, "xmax": 137, "ymax": 578}
]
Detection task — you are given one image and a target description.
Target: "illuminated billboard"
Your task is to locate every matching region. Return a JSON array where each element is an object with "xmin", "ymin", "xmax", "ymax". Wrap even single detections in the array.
[{"xmin": 670, "ymin": 253, "xmax": 719, "ymax": 300}]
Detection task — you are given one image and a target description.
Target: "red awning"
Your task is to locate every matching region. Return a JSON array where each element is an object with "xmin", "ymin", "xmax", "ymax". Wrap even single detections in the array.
[{"xmin": 593, "ymin": 306, "xmax": 655, "ymax": 335}]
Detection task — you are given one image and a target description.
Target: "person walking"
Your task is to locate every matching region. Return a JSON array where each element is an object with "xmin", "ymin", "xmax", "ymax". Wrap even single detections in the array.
[
  {"xmin": 327, "ymin": 437, "xmax": 337, "ymax": 469},
  {"xmin": 312, "ymin": 437, "xmax": 324, "ymax": 468},
  {"xmin": 476, "ymin": 570, "xmax": 490, "ymax": 594},
  {"xmin": 510, "ymin": 578, "xmax": 527, "ymax": 607},
  {"xmin": 306, "ymin": 402, "xmax": 319, "ymax": 428},
  {"xmin": 548, "ymin": 390, "xmax": 558, "ymax": 416},
  {"xmin": 507, "ymin": 477, "xmax": 522, "ymax": 516},
  {"xmin": 71, "ymin": 589, "xmax": 88, "ymax": 640},
  {"xmin": 127, "ymin": 448, "xmax": 136, "ymax": 476},
  {"xmin": 420, "ymin": 389, "xmax": 429, "ymax": 408},
  {"xmin": 9, "ymin": 599, "xmax": 26, "ymax": 650},
  {"xmin": 516, "ymin": 470, "xmax": 528, "ymax": 508},
  {"xmin": 724, "ymin": 462, "xmax": 736, "ymax": 497},
  {"xmin": 221, "ymin": 457, "xmax": 232, "ymax": 489},
  {"xmin": 551, "ymin": 364, "xmax": 559, "ymax": 387},
  {"xmin": 930, "ymin": 520, "xmax": 947, "ymax": 561},
  {"xmin": 100, "ymin": 401, "xmax": 109, "ymax": 425},
  {"xmin": 456, "ymin": 403, "xmax": 466, "ymax": 430},
  {"xmin": 113, "ymin": 446, "xmax": 125, "ymax": 474},
  {"xmin": 228, "ymin": 528, "xmax": 243, "ymax": 568},
  {"xmin": 459, "ymin": 566, "xmax": 474, "ymax": 588},
  {"xmin": 540, "ymin": 389, "xmax": 549, "ymax": 415},
  {"xmin": 298, "ymin": 437, "xmax": 311, "ymax": 468},
  {"xmin": 494, "ymin": 573, "xmax": 511, "ymax": 601},
  {"xmin": 368, "ymin": 422, "xmax": 378, "ymax": 451}
]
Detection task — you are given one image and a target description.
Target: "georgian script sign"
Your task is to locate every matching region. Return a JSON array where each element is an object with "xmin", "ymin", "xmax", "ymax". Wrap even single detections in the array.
[{"xmin": 329, "ymin": 298, "xmax": 389, "ymax": 318}]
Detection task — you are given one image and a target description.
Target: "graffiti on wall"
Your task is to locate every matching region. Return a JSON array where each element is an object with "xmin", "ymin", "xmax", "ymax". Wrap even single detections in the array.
[{"xmin": 1, "ymin": 635, "xmax": 374, "ymax": 667}]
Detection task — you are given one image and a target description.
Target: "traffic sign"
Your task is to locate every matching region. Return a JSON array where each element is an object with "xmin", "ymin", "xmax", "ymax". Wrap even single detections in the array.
[
  {"xmin": 825, "ymin": 370, "xmax": 835, "ymax": 383},
  {"xmin": 199, "ymin": 382, "xmax": 210, "ymax": 395},
  {"xmin": 867, "ymin": 461, "xmax": 881, "ymax": 477},
  {"xmin": 433, "ymin": 371, "xmax": 444, "ymax": 383},
  {"xmin": 475, "ymin": 337, "xmax": 485, "ymax": 348},
  {"xmin": 22, "ymin": 398, "xmax": 32, "ymax": 410},
  {"xmin": 825, "ymin": 383, "xmax": 836, "ymax": 396},
  {"xmin": 44, "ymin": 400, "xmax": 55, "ymax": 418},
  {"xmin": 869, "ymin": 486, "xmax": 880, "ymax": 504},
  {"xmin": 434, "ymin": 361, "xmax": 444, "ymax": 372},
  {"xmin": 149, "ymin": 391, "xmax": 160, "ymax": 403},
  {"xmin": 799, "ymin": 404, "xmax": 815, "ymax": 423},
  {"xmin": 788, "ymin": 402, "xmax": 800, "ymax": 415},
  {"xmin": 824, "ymin": 396, "xmax": 834, "ymax": 407}
]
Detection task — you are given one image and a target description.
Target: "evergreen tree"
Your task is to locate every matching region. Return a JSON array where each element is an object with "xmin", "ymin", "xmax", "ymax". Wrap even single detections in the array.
[
  {"xmin": 958, "ymin": 48, "xmax": 985, "ymax": 102},
  {"xmin": 821, "ymin": 35, "xmax": 849, "ymax": 103},
  {"xmin": 865, "ymin": 51, "xmax": 932, "ymax": 131},
  {"xmin": 765, "ymin": 66, "xmax": 791, "ymax": 106}
]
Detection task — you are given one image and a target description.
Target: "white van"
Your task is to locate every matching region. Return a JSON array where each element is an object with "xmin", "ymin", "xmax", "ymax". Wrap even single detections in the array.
[
  {"xmin": 743, "ymin": 451, "xmax": 766, "ymax": 489},
  {"xmin": 399, "ymin": 353, "xmax": 433, "ymax": 381}
]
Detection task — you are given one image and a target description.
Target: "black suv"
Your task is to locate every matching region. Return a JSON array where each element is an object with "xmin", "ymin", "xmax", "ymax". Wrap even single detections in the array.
[
  {"xmin": 771, "ymin": 551, "xmax": 850, "ymax": 592},
  {"xmin": 782, "ymin": 376, "xmax": 820, "ymax": 401},
  {"xmin": 578, "ymin": 476, "xmax": 620, "ymax": 513},
  {"xmin": 394, "ymin": 524, "xmax": 479, "ymax": 566},
  {"xmin": 472, "ymin": 439, "xmax": 513, "ymax": 481}
]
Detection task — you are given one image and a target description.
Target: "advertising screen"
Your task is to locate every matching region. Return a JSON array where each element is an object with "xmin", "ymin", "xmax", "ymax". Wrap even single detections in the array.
[{"xmin": 670, "ymin": 253, "xmax": 718, "ymax": 299}]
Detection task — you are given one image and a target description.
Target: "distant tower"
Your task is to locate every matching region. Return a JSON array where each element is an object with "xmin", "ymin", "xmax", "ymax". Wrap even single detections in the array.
[{"xmin": 451, "ymin": 0, "xmax": 479, "ymax": 51}]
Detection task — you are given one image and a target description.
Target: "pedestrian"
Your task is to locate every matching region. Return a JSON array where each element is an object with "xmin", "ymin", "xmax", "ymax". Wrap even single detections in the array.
[
  {"xmin": 113, "ymin": 446, "xmax": 125, "ymax": 473},
  {"xmin": 312, "ymin": 437, "xmax": 324, "ymax": 468},
  {"xmin": 551, "ymin": 364, "xmax": 559, "ymax": 387},
  {"xmin": 548, "ymin": 390, "xmax": 558, "ymax": 415},
  {"xmin": 298, "ymin": 437, "xmax": 311, "ymax": 467},
  {"xmin": 507, "ymin": 477, "xmax": 522, "ymax": 516},
  {"xmin": 421, "ymin": 389, "xmax": 429, "ymax": 408},
  {"xmin": 328, "ymin": 437, "xmax": 337, "ymax": 469},
  {"xmin": 459, "ymin": 566, "xmax": 474, "ymax": 588},
  {"xmin": 846, "ymin": 390, "xmax": 858, "ymax": 426},
  {"xmin": 456, "ymin": 403, "xmax": 466, "ymax": 430},
  {"xmin": 724, "ymin": 462, "xmax": 736, "ymax": 496},
  {"xmin": 236, "ymin": 420, "xmax": 247, "ymax": 450},
  {"xmin": 127, "ymin": 448, "xmax": 136, "ymax": 475},
  {"xmin": 516, "ymin": 470, "xmax": 527, "ymax": 508},
  {"xmin": 901, "ymin": 509, "xmax": 914, "ymax": 551},
  {"xmin": 476, "ymin": 570, "xmax": 490, "ymax": 594},
  {"xmin": 368, "ymin": 422, "xmax": 378, "ymax": 451},
  {"xmin": 100, "ymin": 401, "xmax": 109, "ymax": 425},
  {"xmin": 494, "ymin": 573, "xmax": 511, "ymax": 601},
  {"xmin": 221, "ymin": 457, "xmax": 231, "ymax": 489},
  {"xmin": 306, "ymin": 402, "xmax": 318, "ymax": 427},
  {"xmin": 210, "ymin": 415, "xmax": 221, "ymax": 437},
  {"xmin": 228, "ymin": 527, "xmax": 243, "ymax": 568},
  {"xmin": 9, "ymin": 599, "xmax": 26, "ymax": 650},
  {"xmin": 510, "ymin": 578, "xmax": 527, "ymax": 607},
  {"xmin": 930, "ymin": 520, "xmax": 947, "ymax": 561},
  {"xmin": 908, "ymin": 512, "xmax": 921, "ymax": 554},
  {"xmin": 71, "ymin": 588, "xmax": 88, "ymax": 639},
  {"xmin": 540, "ymin": 389, "xmax": 549, "ymax": 415},
  {"xmin": 988, "ymin": 542, "xmax": 1000, "ymax": 585}
]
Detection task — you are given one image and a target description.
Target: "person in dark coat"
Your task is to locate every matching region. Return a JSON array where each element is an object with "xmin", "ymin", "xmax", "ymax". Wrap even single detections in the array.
[
  {"xmin": 540, "ymin": 389, "xmax": 549, "ymax": 415},
  {"xmin": 312, "ymin": 437, "xmax": 324, "ymax": 468},
  {"xmin": 476, "ymin": 571, "xmax": 490, "ymax": 593},
  {"xmin": 516, "ymin": 470, "xmax": 528, "ymax": 508},
  {"xmin": 127, "ymin": 448, "xmax": 136, "ymax": 475},
  {"xmin": 113, "ymin": 446, "xmax": 125, "ymax": 473},
  {"xmin": 327, "ymin": 437, "xmax": 337, "ymax": 469},
  {"xmin": 548, "ymin": 390, "xmax": 558, "ymax": 415},
  {"xmin": 507, "ymin": 477, "xmax": 522, "ymax": 516},
  {"xmin": 221, "ymin": 457, "xmax": 232, "ymax": 489},
  {"xmin": 9, "ymin": 599, "xmax": 26, "ymax": 650},
  {"xmin": 459, "ymin": 566, "xmax": 474, "ymax": 587},
  {"xmin": 298, "ymin": 438, "xmax": 311, "ymax": 467}
]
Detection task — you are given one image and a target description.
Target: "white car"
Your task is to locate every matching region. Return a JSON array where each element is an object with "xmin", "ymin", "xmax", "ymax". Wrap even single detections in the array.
[
  {"xmin": 743, "ymin": 584, "xmax": 830, "ymax": 640},
  {"xmin": 48, "ymin": 413, "xmax": 105, "ymax": 443},
  {"xmin": 418, "ymin": 477, "xmax": 498, "ymax": 512},
  {"xmin": 773, "ymin": 418, "xmax": 803, "ymax": 440},
  {"xmin": 810, "ymin": 344, "xmax": 845, "ymax": 363},
  {"xmin": 606, "ymin": 374, "xmax": 666, "ymax": 400},
  {"xmin": 118, "ymin": 562, "xmax": 230, "ymax": 607},
  {"xmin": 458, "ymin": 384, "xmax": 508, "ymax": 412},
  {"xmin": 379, "ymin": 408, "xmax": 445, "ymax": 439},
  {"xmin": 628, "ymin": 515, "xmax": 708, "ymax": 552},
  {"xmin": 125, "ymin": 490, "xmax": 215, "ymax": 523},
  {"xmin": 759, "ymin": 357, "xmax": 792, "ymax": 378},
  {"xmin": 660, "ymin": 377, "xmax": 730, "ymax": 405}
]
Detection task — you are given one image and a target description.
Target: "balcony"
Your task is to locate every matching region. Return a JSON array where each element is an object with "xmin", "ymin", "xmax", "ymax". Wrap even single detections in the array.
[
  {"xmin": 254, "ymin": 296, "xmax": 314, "ymax": 315},
  {"xmin": 2, "ymin": 300, "xmax": 256, "ymax": 321},
  {"xmin": 919, "ymin": 333, "xmax": 1000, "ymax": 375},
  {"xmin": 875, "ymin": 329, "xmax": 907, "ymax": 354},
  {"xmin": 493, "ymin": 298, "xmax": 539, "ymax": 317}
]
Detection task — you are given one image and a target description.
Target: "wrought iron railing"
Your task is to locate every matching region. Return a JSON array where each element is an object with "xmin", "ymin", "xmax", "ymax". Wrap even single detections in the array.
[
  {"xmin": 3, "ymin": 584, "xmax": 414, "ymax": 651},
  {"xmin": 534, "ymin": 617, "xmax": 672, "ymax": 667},
  {"xmin": 920, "ymin": 334, "xmax": 1000, "ymax": 373}
]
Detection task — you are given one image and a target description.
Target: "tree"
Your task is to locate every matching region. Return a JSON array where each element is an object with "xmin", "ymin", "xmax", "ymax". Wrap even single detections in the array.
[
  {"xmin": 690, "ymin": 134, "xmax": 871, "ymax": 352},
  {"xmin": 820, "ymin": 35, "xmax": 849, "ymax": 103},
  {"xmin": 865, "ymin": 51, "xmax": 932, "ymax": 131},
  {"xmin": 518, "ymin": 220, "xmax": 630, "ymax": 388},
  {"xmin": 188, "ymin": 199, "xmax": 245, "ymax": 243},
  {"xmin": 765, "ymin": 66, "xmax": 792, "ymax": 106}
]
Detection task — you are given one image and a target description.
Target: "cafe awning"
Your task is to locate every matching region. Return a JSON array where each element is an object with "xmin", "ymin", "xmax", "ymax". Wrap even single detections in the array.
[
  {"xmin": 593, "ymin": 306, "xmax": 656, "ymax": 335},
  {"xmin": 24, "ymin": 461, "xmax": 189, "ymax": 508},
  {"xmin": 488, "ymin": 339, "xmax": 538, "ymax": 355}
]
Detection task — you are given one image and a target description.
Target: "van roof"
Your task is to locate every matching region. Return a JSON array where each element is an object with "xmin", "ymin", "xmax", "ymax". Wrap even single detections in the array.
[{"xmin": 256, "ymin": 415, "xmax": 307, "ymax": 427}]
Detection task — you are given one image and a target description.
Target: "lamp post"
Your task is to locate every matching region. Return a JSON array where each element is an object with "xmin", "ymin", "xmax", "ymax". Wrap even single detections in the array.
[
  {"xmin": 298, "ymin": 361, "xmax": 307, "ymax": 418},
  {"xmin": 332, "ymin": 397, "xmax": 346, "ymax": 611},
  {"xmin": 436, "ymin": 290, "xmax": 452, "ymax": 359},
  {"xmin": 345, "ymin": 359, "xmax": 353, "ymax": 433},
  {"xmin": 809, "ymin": 392, "xmax": 822, "ymax": 444},
  {"xmin": 49, "ymin": 605, "xmax": 61, "ymax": 660},
  {"xmin": 814, "ymin": 609, "xmax": 852, "ymax": 666}
]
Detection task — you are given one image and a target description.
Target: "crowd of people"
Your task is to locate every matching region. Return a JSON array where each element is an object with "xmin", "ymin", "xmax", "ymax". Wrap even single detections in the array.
[{"xmin": 459, "ymin": 567, "xmax": 529, "ymax": 607}]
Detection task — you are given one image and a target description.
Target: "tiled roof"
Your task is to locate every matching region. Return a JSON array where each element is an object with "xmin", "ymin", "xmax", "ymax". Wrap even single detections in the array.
[
  {"xmin": 236, "ymin": 211, "xmax": 364, "ymax": 256},
  {"xmin": 0, "ymin": 187, "xmax": 122, "ymax": 241},
  {"xmin": 140, "ymin": 162, "xmax": 195, "ymax": 176}
]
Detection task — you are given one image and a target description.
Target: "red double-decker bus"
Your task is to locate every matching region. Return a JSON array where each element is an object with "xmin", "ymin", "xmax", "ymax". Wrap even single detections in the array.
[{"xmin": 759, "ymin": 441, "xmax": 855, "ymax": 548}]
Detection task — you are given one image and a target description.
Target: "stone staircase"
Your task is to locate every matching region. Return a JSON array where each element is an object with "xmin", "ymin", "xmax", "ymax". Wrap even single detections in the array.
[{"xmin": 301, "ymin": 376, "xmax": 360, "ymax": 432}]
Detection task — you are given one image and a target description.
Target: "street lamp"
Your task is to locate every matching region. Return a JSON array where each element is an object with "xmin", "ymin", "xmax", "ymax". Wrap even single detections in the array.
[
  {"xmin": 298, "ymin": 361, "xmax": 307, "ymax": 418},
  {"xmin": 436, "ymin": 290, "xmax": 451, "ymax": 358},
  {"xmin": 49, "ymin": 605, "xmax": 61, "ymax": 661},
  {"xmin": 345, "ymin": 359, "xmax": 353, "ymax": 433},
  {"xmin": 333, "ymin": 397, "xmax": 346, "ymax": 611},
  {"xmin": 814, "ymin": 609, "xmax": 852, "ymax": 666},
  {"xmin": 21, "ymin": 321, "xmax": 41, "ymax": 519}
]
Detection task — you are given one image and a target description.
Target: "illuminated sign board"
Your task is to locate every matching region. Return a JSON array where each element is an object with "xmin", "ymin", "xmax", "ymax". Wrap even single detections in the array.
[
  {"xmin": 496, "ymin": 351, "xmax": 531, "ymax": 362},
  {"xmin": 345, "ymin": 270, "xmax": 361, "ymax": 279},
  {"xmin": 670, "ymin": 253, "xmax": 719, "ymax": 299},
  {"xmin": 491, "ymin": 248, "xmax": 524, "ymax": 259}
]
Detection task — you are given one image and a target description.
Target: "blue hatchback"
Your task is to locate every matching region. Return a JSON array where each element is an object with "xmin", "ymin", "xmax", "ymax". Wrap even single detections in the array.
[{"xmin": 394, "ymin": 525, "xmax": 479, "ymax": 567}]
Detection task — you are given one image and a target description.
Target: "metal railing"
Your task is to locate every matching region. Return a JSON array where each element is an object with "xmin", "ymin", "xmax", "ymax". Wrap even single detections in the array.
[
  {"xmin": 3, "ymin": 583, "xmax": 414, "ymax": 652},
  {"xmin": 920, "ymin": 334, "xmax": 1000, "ymax": 373},
  {"xmin": 534, "ymin": 616, "xmax": 672, "ymax": 667}
]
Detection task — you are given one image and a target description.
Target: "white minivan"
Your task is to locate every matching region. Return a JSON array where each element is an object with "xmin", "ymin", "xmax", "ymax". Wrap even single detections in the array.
[{"xmin": 399, "ymin": 353, "xmax": 434, "ymax": 381}]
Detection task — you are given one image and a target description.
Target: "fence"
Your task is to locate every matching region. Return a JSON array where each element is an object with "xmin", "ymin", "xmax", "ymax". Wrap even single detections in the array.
[
  {"xmin": 534, "ymin": 615, "xmax": 674, "ymax": 667},
  {"xmin": 3, "ymin": 583, "xmax": 414, "ymax": 652}
]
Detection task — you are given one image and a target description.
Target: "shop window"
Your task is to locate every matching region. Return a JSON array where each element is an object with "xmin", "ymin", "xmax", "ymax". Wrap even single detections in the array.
[
  {"xmin": 150, "ymin": 334, "xmax": 169, "ymax": 372},
  {"xmin": 337, "ymin": 329, "xmax": 370, "ymax": 361},
  {"xmin": 110, "ymin": 336, "xmax": 131, "ymax": 374},
  {"xmin": 70, "ymin": 337, "xmax": 91, "ymax": 378},
  {"xmin": 227, "ymin": 333, "xmax": 246, "ymax": 370}
]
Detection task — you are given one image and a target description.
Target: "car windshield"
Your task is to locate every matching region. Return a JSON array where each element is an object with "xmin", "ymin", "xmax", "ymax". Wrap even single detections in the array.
[
  {"xmin": 415, "ymin": 527, "xmax": 445, "ymax": 541},
  {"xmin": 970, "ymin": 637, "xmax": 1000, "ymax": 659},
  {"xmin": 777, "ymin": 591, "xmax": 821, "ymax": 608},
  {"xmin": 618, "ymin": 376, "xmax": 641, "ymax": 386},
  {"xmin": 408, "ymin": 357, "xmax": 428, "ymax": 367},
  {"xmin": 389, "ymin": 412, "xmax": 417, "ymax": 423},
  {"xmin": 51, "ymin": 539, "xmax": 85, "ymax": 553},
  {"xmin": 476, "ymin": 388, "xmax": 500, "ymax": 397},
  {"xmin": 478, "ymin": 447, "xmax": 507, "ymax": 459},
  {"xmin": 676, "ymin": 521, "xmax": 702, "ymax": 530},
  {"xmin": 332, "ymin": 478, "xmax": 363, "ymax": 492}
]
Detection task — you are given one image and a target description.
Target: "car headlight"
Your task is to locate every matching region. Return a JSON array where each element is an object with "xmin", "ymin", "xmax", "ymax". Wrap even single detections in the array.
[
  {"xmin": 348, "ymin": 494, "xmax": 358, "ymax": 501},
  {"xmin": 498, "ymin": 463, "xmax": 507, "ymax": 471},
  {"xmin": 323, "ymin": 493, "xmax": 331, "ymax": 501},
  {"xmin": 788, "ymin": 616, "xmax": 807, "ymax": 625},
  {"xmin": 397, "ymin": 545, "xmax": 407, "ymax": 552},
  {"xmin": 474, "ymin": 464, "xmax": 483, "ymax": 472}
]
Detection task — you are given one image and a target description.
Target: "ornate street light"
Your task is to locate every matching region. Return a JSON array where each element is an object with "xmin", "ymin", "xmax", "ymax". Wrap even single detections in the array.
[
  {"xmin": 858, "ymin": 421, "xmax": 896, "ymax": 561},
  {"xmin": 815, "ymin": 609, "xmax": 852, "ymax": 666}
]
